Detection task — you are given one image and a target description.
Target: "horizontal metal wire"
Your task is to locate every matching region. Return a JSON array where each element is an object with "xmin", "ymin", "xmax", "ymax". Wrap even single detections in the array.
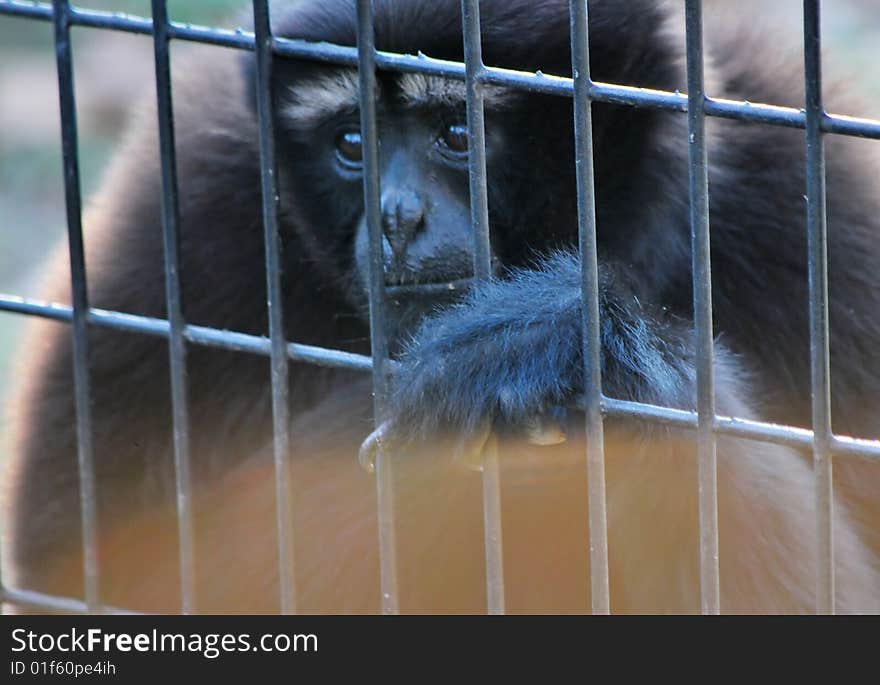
[
  {"xmin": 601, "ymin": 397, "xmax": 880, "ymax": 462},
  {"xmin": 0, "ymin": 294, "xmax": 374, "ymax": 372},
  {"xmin": 4, "ymin": 293, "xmax": 879, "ymax": 462},
  {"xmin": 1, "ymin": 586, "xmax": 142, "ymax": 615},
  {"xmin": 1, "ymin": 1, "xmax": 879, "ymax": 140}
]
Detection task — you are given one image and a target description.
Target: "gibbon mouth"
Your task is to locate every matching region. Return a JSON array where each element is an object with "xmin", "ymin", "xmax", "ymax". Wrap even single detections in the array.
[{"xmin": 385, "ymin": 276, "xmax": 475, "ymax": 297}]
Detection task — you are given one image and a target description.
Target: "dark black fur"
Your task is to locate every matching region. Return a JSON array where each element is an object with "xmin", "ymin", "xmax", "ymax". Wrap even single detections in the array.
[{"xmin": 5, "ymin": 0, "xmax": 879, "ymax": 613}]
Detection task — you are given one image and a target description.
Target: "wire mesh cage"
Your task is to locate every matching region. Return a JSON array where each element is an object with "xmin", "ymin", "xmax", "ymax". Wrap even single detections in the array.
[{"xmin": 1, "ymin": 0, "xmax": 879, "ymax": 615}]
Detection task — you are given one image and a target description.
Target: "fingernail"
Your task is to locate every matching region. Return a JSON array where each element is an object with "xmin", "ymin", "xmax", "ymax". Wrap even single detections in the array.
[
  {"xmin": 453, "ymin": 420, "xmax": 494, "ymax": 472},
  {"xmin": 524, "ymin": 415, "xmax": 568, "ymax": 446}
]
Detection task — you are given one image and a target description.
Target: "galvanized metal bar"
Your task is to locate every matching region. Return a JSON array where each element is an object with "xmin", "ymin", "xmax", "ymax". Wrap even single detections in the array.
[
  {"xmin": 685, "ymin": 0, "xmax": 721, "ymax": 615},
  {"xmin": 803, "ymin": 0, "xmax": 835, "ymax": 615},
  {"xmin": 150, "ymin": 0, "xmax": 196, "ymax": 615},
  {"xmin": 51, "ymin": 0, "xmax": 100, "ymax": 613},
  {"xmin": 0, "ymin": 0, "xmax": 51, "ymax": 19},
  {"xmin": 819, "ymin": 112, "xmax": 880, "ymax": 140},
  {"xmin": 461, "ymin": 0, "xmax": 506, "ymax": 616},
  {"xmin": 0, "ymin": 295, "xmax": 376, "ymax": 372},
  {"xmin": 569, "ymin": 0, "xmax": 610, "ymax": 616},
  {"xmin": 0, "ymin": 587, "xmax": 141, "ymax": 615},
  {"xmin": 0, "ymin": 438, "xmax": 3, "ymax": 614},
  {"xmin": 705, "ymin": 98, "xmax": 880, "ymax": 140},
  {"xmin": 831, "ymin": 435, "xmax": 880, "ymax": 462},
  {"xmin": 3, "ymin": 2, "xmax": 880, "ymax": 139},
  {"xmin": 252, "ymin": 0, "xmax": 298, "ymax": 615},
  {"xmin": 460, "ymin": 1, "xmax": 492, "ymax": 283},
  {"xmin": 355, "ymin": 0, "xmax": 399, "ymax": 615},
  {"xmin": 601, "ymin": 396, "xmax": 880, "ymax": 462},
  {"xmin": 478, "ymin": 450, "xmax": 505, "ymax": 616}
]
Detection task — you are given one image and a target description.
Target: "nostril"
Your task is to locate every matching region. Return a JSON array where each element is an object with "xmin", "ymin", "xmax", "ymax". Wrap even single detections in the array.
[
  {"xmin": 383, "ymin": 222, "xmax": 409, "ymax": 264},
  {"xmin": 382, "ymin": 235, "xmax": 410, "ymax": 286},
  {"xmin": 381, "ymin": 234, "xmax": 394, "ymax": 266}
]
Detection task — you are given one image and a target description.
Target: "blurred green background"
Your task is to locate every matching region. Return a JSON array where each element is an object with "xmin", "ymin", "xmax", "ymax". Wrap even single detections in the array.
[
  {"xmin": 0, "ymin": 0, "xmax": 245, "ymax": 293},
  {"xmin": 0, "ymin": 0, "xmax": 878, "ymax": 447},
  {"xmin": 0, "ymin": 1, "xmax": 246, "ymax": 416}
]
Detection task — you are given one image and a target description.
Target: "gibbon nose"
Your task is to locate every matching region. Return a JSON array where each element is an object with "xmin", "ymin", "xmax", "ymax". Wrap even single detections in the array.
[{"xmin": 380, "ymin": 188, "xmax": 425, "ymax": 264}]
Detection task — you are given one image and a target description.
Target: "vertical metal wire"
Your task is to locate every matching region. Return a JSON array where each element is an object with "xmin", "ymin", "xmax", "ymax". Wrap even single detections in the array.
[
  {"xmin": 0, "ymin": 503, "xmax": 3, "ymax": 614},
  {"xmin": 569, "ymin": 0, "xmax": 610, "ymax": 615},
  {"xmin": 51, "ymin": 0, "xmax": 100, "ymax": 612},
  {"xmin": 803, "ymin": 0, "xmax": 835, "ymax": 615},
  {"xmin": 460, "ymin": 0, "xmax": 493, "ymax": 281},
  {"xmin": 684, "ymin": 0, "xmax": 721, "ymax": 615},
  {"xmin": 461, "ymin": 0, "xmax": 505, "ymax": 616},
  {"xmin": 355, "ymin": 0, "xmax": 399, "ymax": 615},
  {"xmin": 150, "ymin": 0, "xmax": 196, "ymax": 614},
  {"xmin": 252, "ymin": 0, "xmax": 297, "ymax": 614}
]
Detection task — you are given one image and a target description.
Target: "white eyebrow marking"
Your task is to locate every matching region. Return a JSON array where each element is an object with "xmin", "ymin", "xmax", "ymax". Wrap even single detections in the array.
[
  {"xmin": 396, "ymin": 73, "xmax": 516, "ymax": 108},
  {"xmin": 282, "ymin": 69, "xmax": 379, "ymax": 129},
  {"xmin": 280, "ymin": 70, "xmax": 516, "ymax": 130}
]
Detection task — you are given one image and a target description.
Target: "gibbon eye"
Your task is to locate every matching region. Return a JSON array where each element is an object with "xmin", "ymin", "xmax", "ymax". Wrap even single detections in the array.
[
  {"xmin": 441, "ymin": 123, "xmax": 469, "ymax": 155},
  {"xmin": 336, "ymin": 130, "xmax": 363, "ymax": 165}
]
